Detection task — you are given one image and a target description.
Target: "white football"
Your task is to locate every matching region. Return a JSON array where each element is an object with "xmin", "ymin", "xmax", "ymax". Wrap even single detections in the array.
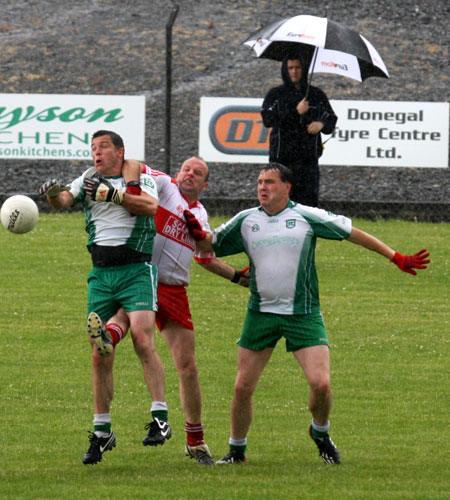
[{"xmin": 1, "ymin": 195, "xmax": 39, "ymax": 234}]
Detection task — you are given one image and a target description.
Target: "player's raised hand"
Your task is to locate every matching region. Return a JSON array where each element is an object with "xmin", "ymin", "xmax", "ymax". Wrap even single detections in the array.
[
  {"xmin": 391, "ymin": 249, "xmax": 430, "ymax": 276},
  {"xmin": 183, "ymin": 209, "xmax": 207, "ymax": 241},
  {"xmin": 83, "ymin": 174, "xmax": 124, "ymax": 205},
  {"xmin": 39, "ymin": 179, "xmax": 68, "ymax": 197}
]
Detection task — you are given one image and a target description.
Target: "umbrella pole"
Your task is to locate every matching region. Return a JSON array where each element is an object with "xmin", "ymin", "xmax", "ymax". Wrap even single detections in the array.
[{"xmin": 306, "ymin": 46, "xmax": 319, "ymax": 99}]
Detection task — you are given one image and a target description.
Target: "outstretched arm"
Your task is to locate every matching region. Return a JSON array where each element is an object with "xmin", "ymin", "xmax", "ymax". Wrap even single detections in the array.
[
  {"xmin": 347, "ymin": 227, "xmax": 430, "ymax": 276},
  {"xmin": 347, "ymin": 227, "xmax": 395, "ymax": 259},
  {"xmin": 198, "ymin": 257, "xmax": 250, "ymax": 287},
  {"xmin": 39, "ymin": 179, "xmax": 74, "ymax": 209}
]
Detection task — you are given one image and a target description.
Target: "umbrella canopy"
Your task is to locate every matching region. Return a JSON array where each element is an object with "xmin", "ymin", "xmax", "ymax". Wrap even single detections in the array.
[{"xmin": 243, "ymin": 15, "xmax": 389, "ymax": 82}]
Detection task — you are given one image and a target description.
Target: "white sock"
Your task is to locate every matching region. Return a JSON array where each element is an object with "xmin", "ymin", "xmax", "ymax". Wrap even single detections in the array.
[
  {"xmin": 311, "ymin": 419, "xmax": 330, "ymax": 434},
  {"xmin": 151, "ymin": 401, "xmax": 168, "ymax": 412},
  {"xmin": 229, "ymin": 437, "xmax": 247, "ymax": 447}
]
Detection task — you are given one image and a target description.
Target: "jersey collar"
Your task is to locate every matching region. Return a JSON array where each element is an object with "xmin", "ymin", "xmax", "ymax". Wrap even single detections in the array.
[
  {"xmin": 259, "ymin": 200, "xmax": 295, "ymax": 216},
  {"xmin": 179, "ymin": 189, "xmax": 200, "ymax": 209}
]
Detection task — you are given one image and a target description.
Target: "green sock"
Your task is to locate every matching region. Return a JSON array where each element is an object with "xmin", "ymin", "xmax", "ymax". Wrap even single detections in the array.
[
  {"xmin": 311, "ymin": 426, "xmax": 328, "ymax": 438},
  {"xmin": 230, "ymin": 444, "xmax": 246, "ymax": 456},
  {"xmin": 94, "ymin": 423, "xmax": 111, "ymax": 434},
  {"xmin": 152, "ymin": 410, "xmax": 168, "ymax": 422}
]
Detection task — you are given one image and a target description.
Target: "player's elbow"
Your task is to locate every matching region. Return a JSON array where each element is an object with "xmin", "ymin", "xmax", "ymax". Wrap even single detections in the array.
[
  {"xmin": 137, "ymin": 195, "xmax": 158, "ymax": 216},
  {"xmin": 141, "ymin": 203, "xmax": 157, "ymax": 217},
  {"xmin": 144, "ymin": 202, "xmax": 157, "ymax": 216}
]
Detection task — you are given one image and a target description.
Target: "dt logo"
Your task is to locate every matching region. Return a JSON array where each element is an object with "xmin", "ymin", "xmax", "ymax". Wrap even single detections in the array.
[{"xmin": 209, "ymin": 105, "xmax": 270, "ymax": 155}]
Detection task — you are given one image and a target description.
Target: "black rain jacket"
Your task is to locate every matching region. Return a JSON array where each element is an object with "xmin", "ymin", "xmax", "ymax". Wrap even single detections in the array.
[{"xmin": 261, "ymin": 55, "xmax": 337, "ymax": 165}]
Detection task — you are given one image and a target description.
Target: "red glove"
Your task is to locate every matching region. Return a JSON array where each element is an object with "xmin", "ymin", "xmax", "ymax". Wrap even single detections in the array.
[
  {"xmin": 231, "ymin": 266, "xmax": 250, "ymax": 284},
  {"xmin": 240, "ymin": 266, "xmax": 250, "ymax": 276},
  {"xmin": 391, "ymin": 249, "xmax": 430, "ymax": 276},
  {"xmin": 183, "ymin": 209, "xmax": 207, "ymax": 241}
]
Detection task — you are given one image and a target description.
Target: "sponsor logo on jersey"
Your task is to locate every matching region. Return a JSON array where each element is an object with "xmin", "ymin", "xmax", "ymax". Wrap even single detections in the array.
[
  {"xmin": 252, "ymin": 235, "xmax": 300, "ymax": 249},
  {"xmin": 155, "ymin": 206, "xmax": 195, "ymax": 250}
]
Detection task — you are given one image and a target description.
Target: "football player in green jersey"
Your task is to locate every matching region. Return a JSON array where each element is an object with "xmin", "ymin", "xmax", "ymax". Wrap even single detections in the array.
[
  {"xmin": 185, "ymin": 163, "xmax": 430, "ymax": 465},
  {"xmin": 40, "ymin": 130, "xmax": 170, "ymax": 465}
]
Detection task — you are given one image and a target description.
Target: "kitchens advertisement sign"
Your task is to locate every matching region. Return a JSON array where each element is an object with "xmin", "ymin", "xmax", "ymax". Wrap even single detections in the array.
[
  {"xmin": 0, "ymin": 94, "xmax": 145, "ymax": 160},
  {"xmin": 199, "ymin": 97, "xmax": 449, "ymax": 168}
]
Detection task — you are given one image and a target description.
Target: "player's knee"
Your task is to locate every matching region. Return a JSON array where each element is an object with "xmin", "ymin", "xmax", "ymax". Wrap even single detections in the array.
[
  {"xmin": 131, "ymin": 331, "xmax": 154, "ymax": 355},
  {"xmin": 234, "ymin": 379, "xmax": 256, "ymax": 401},
  {"xmin": 92, "ymin": 348, "xmax": 112, "ymax": 367},
  {"xmin": 310, "ymin": 376, "xmax": 331, "ymax": 395},
  {"xmin": 109, "ymin": 307, "xmax": 129, "ymax": 332},
  {"xmin": 178, "ymin": 358, "xmax": 198, "ymax": 379}
]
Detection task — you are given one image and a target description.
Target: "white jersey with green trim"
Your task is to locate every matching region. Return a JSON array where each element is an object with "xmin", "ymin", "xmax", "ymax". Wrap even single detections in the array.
[
  {"xmin": 212, "ymin": 201, "xmax": 352, "ymax": 315},
  {"xmin": 69, "ymin": 166, "xmax": 158, "ymax": 254}
]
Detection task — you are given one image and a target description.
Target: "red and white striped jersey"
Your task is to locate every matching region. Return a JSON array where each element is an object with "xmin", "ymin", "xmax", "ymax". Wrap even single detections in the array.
[{"xmin": 144, "ymin": 165, "xmax": 213, "ymax": 286}]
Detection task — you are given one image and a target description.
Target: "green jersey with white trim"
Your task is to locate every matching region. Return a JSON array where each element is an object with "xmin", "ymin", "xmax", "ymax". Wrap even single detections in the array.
[
  {"xmin": 212, "ymin": 201, "xmax": 352, "ymax": 315},
  {"xmin": 70, "ymin": 166, "xmax": 158, "ymax": 254}
]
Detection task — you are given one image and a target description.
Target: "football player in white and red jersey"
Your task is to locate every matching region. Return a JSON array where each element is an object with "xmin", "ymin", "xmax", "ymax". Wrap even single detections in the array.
[{"xmin": 122, "ymin": 156, "xmax": 249, "ymax": 465}]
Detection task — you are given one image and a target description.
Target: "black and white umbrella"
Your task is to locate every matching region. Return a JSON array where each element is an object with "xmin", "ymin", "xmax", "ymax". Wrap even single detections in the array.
[{"xmin": 243, "ymin": 14, "xmax": 389, "ymax": 83}]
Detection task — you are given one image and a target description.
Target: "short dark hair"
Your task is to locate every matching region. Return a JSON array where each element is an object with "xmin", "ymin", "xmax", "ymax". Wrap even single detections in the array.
[
  {"xmin": 92, "ymin": 130, "xmax": 124, "ymax": 150},
  {"xmin": 260, "ymin": 162, "xmax": 293, "ymax": 185}
]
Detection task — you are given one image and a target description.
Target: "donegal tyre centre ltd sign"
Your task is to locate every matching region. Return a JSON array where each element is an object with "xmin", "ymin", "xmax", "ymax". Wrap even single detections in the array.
[
  {"xmin": 0, "ymin": 94, "xmax": 145, "ymax": 160},
  {"xmin": 199, "ymin": 97, "xmax": 449, "ymax": 168}
]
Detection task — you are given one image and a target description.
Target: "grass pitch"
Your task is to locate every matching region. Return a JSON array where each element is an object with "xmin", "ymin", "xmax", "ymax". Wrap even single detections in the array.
[{"xmin": 0, "ymin": 213, "xmax": 448, "ymax": 499}]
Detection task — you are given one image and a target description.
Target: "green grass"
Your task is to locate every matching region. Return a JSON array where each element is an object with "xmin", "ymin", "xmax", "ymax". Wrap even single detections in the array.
[{"xmin": 0, "ymin": 213, "xmax": 448, "ymax": 499}]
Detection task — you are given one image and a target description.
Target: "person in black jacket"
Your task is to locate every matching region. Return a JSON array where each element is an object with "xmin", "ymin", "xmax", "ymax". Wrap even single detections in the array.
[{"xmin": 261, "ymin": 53, "xmax": 337, "ymax": 207}]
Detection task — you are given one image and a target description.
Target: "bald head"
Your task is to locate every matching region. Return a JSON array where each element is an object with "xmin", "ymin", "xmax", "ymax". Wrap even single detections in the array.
[{"xmin": 176, "ymin": 156, "xmax": 209, "ymax": 202}]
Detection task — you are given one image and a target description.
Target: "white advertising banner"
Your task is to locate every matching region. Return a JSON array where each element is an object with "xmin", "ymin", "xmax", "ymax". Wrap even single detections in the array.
[
  {"xmin": 199, "ymin": 97, "xmax": 449, "ymax": 168},
  {"xmin": 0, "ymin": 94, "xmax": 146, "ymax": 161}
]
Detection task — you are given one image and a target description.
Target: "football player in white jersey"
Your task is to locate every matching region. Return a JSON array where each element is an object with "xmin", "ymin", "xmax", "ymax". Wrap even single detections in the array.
[
  {"xmin": 185, "ymin": 163, "xmax": 430, "ymax": 465},
  {"xmin": 39, "ymin": 130, "xmax": 170, "ymax": 465},
  {"xmin": 122, "ymin": 156, "xmax": 249, "ymax": 465}
]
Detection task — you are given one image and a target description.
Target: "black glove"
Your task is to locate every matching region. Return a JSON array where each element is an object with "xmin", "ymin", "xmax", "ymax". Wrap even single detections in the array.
[
  {"xmin": 39, "ymin": 179, "xmax": 69, "ymax": 197},
  {"xmin": 83, "ymin": 174, "xmax": 124, "ymax": 205}
]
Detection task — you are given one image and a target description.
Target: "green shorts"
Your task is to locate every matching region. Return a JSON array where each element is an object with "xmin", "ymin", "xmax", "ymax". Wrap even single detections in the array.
[
  {"xmin": 87, "ymin": 262, "xmax": 158, "ymax": 322},
  {"xmin": 238, "ymin": 309, "xmax": 329, "ymax": 352}
]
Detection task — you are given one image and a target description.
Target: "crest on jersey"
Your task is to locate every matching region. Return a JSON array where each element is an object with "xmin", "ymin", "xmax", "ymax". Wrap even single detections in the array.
[
  {"xmin": 251, "ymin": 224, "xmax": 260, "ymax": 232},
  {"xmin": 286, "ymin": 219, "xmax": 296, "ymax": 229}
]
